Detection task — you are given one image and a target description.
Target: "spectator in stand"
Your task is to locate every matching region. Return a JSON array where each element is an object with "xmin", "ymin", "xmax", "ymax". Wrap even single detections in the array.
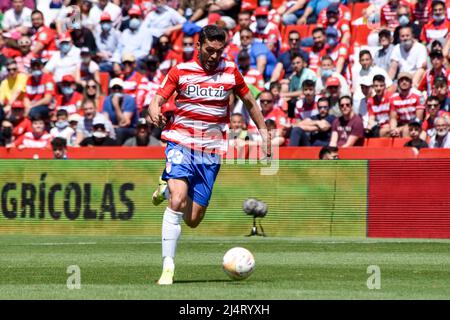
[
  {"xmin": 280, "ymin": 0, "xmax": 309, "ymax": 26},
  {"xmin": 237, "ymin": 50, "xmax": 265, "ymax": 93},
  {"xmin": 289, "ymin": 97, "xmax": 336, "ymax": 146},
  {"xmin": 411, "ymin": 0, "xmax": 431, "ymax": 28},
  {"xmin": 305, "ymin": 27, "xmax": 328, "ymax": 74},
  {"xmin": 0, "ymin": 59, "xmax": 27, "ymax": 118},
  {"xmin": 55, "ymin": 74, "xmax": 83, "ymax": 115},
  {"xmin": 118, "ymin": 53, "xmax": 149, "ymax": 114},
  {"xmin": 123, "ymin": 118, "xmax": 161, "ymax": 146},
  {"xmin": 250, "ymin": 7, "xmax": 281, "ymax": 55},
  {"xmin": 80, "ymin": 0, "xmax": 96, "ymax": 31},
  {"xmin": 238, "ymin": 28, "xmax": 277, "ymax": 81},
  {"xmin": 75, "ymin": 98, "xmax": 115, "ymax": 145},
  {"xmin": 15, "ymin": 36, "xmax": 34, "ymax": 74},
  {"xmin": 422, "ymin": 95, "xmax": 450, "ymax": 137},
  {"xmin": 10, "ymin": 115, "xmax": 52, "ymax": 149},
  {"xmin": 102, "ymin": 77, "xmax": 138, "ymax": 145},
  {"xmin": 283, "ymin": 56, "xmax": 317, "ymax": 107},
  {"xmin": 0, "ymin": 120, "xmax": 14, "ymax": 146},
  {"xmin": 178, "ymin": 0, "xmax": 208, "ymax": 23},
  {"xmin": 315, "ymin": 55, "xmax": 350, "ymax": 96},
  {"xmin": 374, "ymin": 29, "xmax": 395, "ymax": 73},
  {"xmin": 0, "ymin": 34, "xmax": 8, "ymax": 76},
  {"xmin": 325, "ymin": 76, "xmax": 343, "ymax": 117},
  {"xmin": 206, "ymin": 0, "xmax": 241, "ymax": 22},
  {"xmin": 232, "ymin": 11, "xmax": 252, "ymax": 47},
  {"xmin": 404, "ymin": 120, "xmax": 428, "ymax": 150},
  {"xmin": 94, "ymin": 12, "xmax": 121, "ymax": 74},
  {"xmin": 30, "ymin": 10, "xmax": 58, "ymax": 59},
  {"xmin": 142, "ymin": 0, "xmax": 186, "ymax": 41},
  {"xmin": 50, "ymin": 108, "xmax": 76, "ymax": 145},
  {"xmin": 353, "ymin": 50, "xmax": 393, "ymax": 112},
  {"xmin": 432, "ymin": 75, "xmax": 450, "ymax": 111},
  {"xmin": 152, "ymin": 35, "xmax": 175, "ymax": 69},
  {"xmin": 265, "ymin": 118, "xmax": 285, "ymax": 146},
  {"xmin": 24, "ymin": 58, "xmax": 55, "ymax": 120},
  {"xmin": 44, "ymin": 32, "xmax": 81, "ymax": 83},
  {"xmin": 165, "ymin": 35, "xmax": 197, "ymax": 64},
  {"xmin": 228, "ymin": 113, "xmax": 251, "ymax": 144},
  {"xmin": 322, "ymin": 27, "xmax": 349, "ymax": 76},
  {"xmin": 367, "ymin": 74, "xmax": 393, "ymax": 137},
  {"xmin": 2, "ymin": 0, "xmax": 32, "ymax": 33},
  {"xmin": 389, "ymin": 72, "xmax": 425, "ymax": 137},
  {"xmin": 79, "ymin": 117, "xmax": 118, "ymax": 146},
  {"xmin": 357, "ymin": 76, "xmax": 373, "ymax": 132},
  {"xmin": 270, "ymin": 30, "xmax": 309, "ymax": 84},
  {"xmin": 83, "ymin": 77, "xmax": 105, "ymax": 112},
  {"xmin": 10, "ymin": 100, "xmax": 31, "ymax": 141},
  {"xmin": 429, "ymin": 116, "xmax": 450, "ymax": 148},
  {"xmin": 51, "ymin": 137, "xmax": 68, "ymax": 159},
  {"xmin": 259, "ymin": 90, "xmax": 288, "ymax": 129},
  {"xmin": 89, "ymin": 0, "xmax": 122, "ymax": 29},
  {"xmin": 329, "ymin": 96, "xmax": 364, "ymax": 148},
  {"xmin": 393, "ymin": 4, "xmax": 421, "ymax": 45},
  {"xmin": 317, "ymin": 3, "xmax": 351, "ymax": 46},
  {"xmin": 380, "ymin": 0, "xmax": 405, "ymax": 32},
  {"xmin": 76, "ymin": 47, "xmax": 100, "ymax": 88},
  {"xmin": 418, "ymin": 50, "xmax": 450, "ymax": 96},
  {"xmin": 319, "ymin": 145, "xmax": 339, "ymax": 160},
  {"xmin": 420, "ymin": 0, "xmax": 450, "ymax": 45},
  {"xmin": 388, "ymin": 25, "xmax": 427, "ymax": 86},
  {"xmin": 292, "ymin": 79, "xmax": 318, "ymax": 120},
  {"xmin": 270, "ymin": 81, "xmax": 288, "ymax": 113},
  {"xmin": 69, "ymin": 15, "xmax": 98, "ymax": 53},
  {"xmin": 296, "ymin": 0, "xmax": 332, "ymax": 25},
  {"xmin": 112, "ymin": 6, "xmax": 153, "ymax": 69}
]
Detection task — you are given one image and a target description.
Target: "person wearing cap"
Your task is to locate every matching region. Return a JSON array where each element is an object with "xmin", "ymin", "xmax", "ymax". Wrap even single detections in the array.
[
  {"xmin": 94, "ymin": 12, "xmax": 121, "ymax": 74},
  {"xmin": 30, "ymin": 10, "xmax": 58, "ymax": 59},
  {"xmin": 249, "ymin": 7, "xmax": 281, "ymax": 55},
  {"xmin": 322, "ymin": 27, "xmax": 349, "ymax": 76},
  {"xmin": 429, "ymin": 116, "xmax": 450, "ymax": 148},
  {"xmin": 2, "ymin": 0, "xmax": 32, "ymax": 33},
  {"xmin": 0, "ymin": 59, "xmax": 27, "ymax": 117},
  {"xmin": 24, "ymin": 58, "xmax": 56, "ymax": 120},
  {"xmin": 329, "ymin": 95, "xmax": 365, "ymax": 147},
  {"xmin": 388, "ymin": 25, "xmax": 427, "ymax": 86},
  {"xmin": 389, "ymin": 72, "xmax": 425, "ymax": 137},
  {"xmin": 89, "ymin": 0, "xmax": 122, "ymax": 29},
  {"xmin": 44, "ymin": 33, "xmax": 81, "ymax": 83},
  {"xmin": 367, "ymin": 74, "xmax": 393, "ymax": 138},
  {"xmin": 102, "ymin": 77, "xmax": 138, "ymax": 144},
  {"xmin": 123, "ymin": 118, "xmax": 161, "ymax": 146},
  {"xmin": 112, "ymin": 5, "xmax": 154, "ymax": 67},
  {"xmin": 418, "ymin": 50, "xmax": 450, "ymax": 97},
  {"xmin": 325, "ymin": 76, "xmax": 343, "ymax": 117},
  {"xmin": 50, "ymin": 108, "xmax": 76, "ymax": 146},
  {"xmin": 357, "ymin": 76, "xmax": 374, "ymax": 132},
  {"xmin": 76, "ymin": 47, "xmax": 101, "ymax": 87},
  {"xmin": 55, "ymin": 74, "xmax": 84, "ymax": 116},
  {"xmin": 420, "ymin": 0, "xmax": 450, "ymax": 45},
  {"xmin": 9, "ymin": 101, "xmax": 31, "ymax": 140},
  {"xmin": 68, "ymin": 112, "xmax": 82, "ymax": 133},
  {"xmin": 79, "ymin": 116, "xmax": 118, "ymax": 146},
  {"xmin": 317, "ymin": 3, "xmax": 351, "ymax": 46},
  {"xmin": 432, "ymin": 75, "xmax": 450, "ymax": 111}
]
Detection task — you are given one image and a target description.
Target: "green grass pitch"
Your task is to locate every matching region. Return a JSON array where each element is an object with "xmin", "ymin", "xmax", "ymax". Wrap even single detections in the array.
[{"xmin": 0, "ymin": 235, "xmax": 449, "ymax": 300}]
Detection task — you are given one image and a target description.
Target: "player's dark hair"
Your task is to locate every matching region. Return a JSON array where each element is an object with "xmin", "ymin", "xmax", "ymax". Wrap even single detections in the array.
[
  {"xmin": 359, "ymin": 50, "xmax": 372, "ymax": 59},
  {"xmin": 199, "ymin": 25, "xmax": 227, "ymax": 45},
  {"xmin": 51, "ymin": 137, "xmax": 67, "ymax": 149},
  {"xmin": 373, "ymin": 74, "xmax": 385, "ymax": 83},
  {"xmin": 302, "ymin": 79, "xmax": 316, "ymax": 89},
  {"xmin": 319, "ymin": 146, "xmax": 339, "ymax": 160}
]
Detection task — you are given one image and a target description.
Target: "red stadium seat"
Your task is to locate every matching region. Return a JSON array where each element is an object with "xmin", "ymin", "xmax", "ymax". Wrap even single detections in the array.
[
  {"xmin": 282, "ymin": 24, "xmax": 315, "ymax": 46},
  {"xmin": 99, "ymin": 72, "xmax": 110, "ymax": 96},
  {"xmin": 349, "ymin": 2, "xmax": 371, "ymax": 20},
  {"xmin": 339, "ymin": 147, "xmax": 417, "ymax": 159},
  {"xmin": 272, "ymin": 0, "xmax": 285, "ymax": 9},
  {"xmin": 350, "ymin": 24, "xmax": 373, "ymax": 46},
  {"xmin": 391, "ymin": 137, "xmax": 411, "ymax": 147},
  {"xmin": 417, "ymin": 148, "xmax": 450, "ymax": 158},
  {"xmin": 365, "ymin": 138, "xmax": 393, "ymax": 147}
]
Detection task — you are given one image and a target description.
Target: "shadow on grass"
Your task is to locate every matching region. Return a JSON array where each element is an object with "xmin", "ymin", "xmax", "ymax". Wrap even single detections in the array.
[{"xmin": 174, "ymin": 279, "xmax": 268, "ymax": 284}]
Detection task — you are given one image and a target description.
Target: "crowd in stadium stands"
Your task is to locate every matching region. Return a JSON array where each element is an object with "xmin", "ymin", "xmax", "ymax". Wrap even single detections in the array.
[{"xmin": 1, "ymin": 0, "xmax": 450, "ymax": 152}]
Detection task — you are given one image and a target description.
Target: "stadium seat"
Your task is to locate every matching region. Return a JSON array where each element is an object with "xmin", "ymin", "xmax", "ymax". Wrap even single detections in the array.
[
  {"xmin": 365, "ymin": 138, "xmax": 393, "ymax": 147},
  {"xmin": 99, "ymin": 72, "xmax": 110, "ymax": 95},
  {"xmin": 391, "ymin": 137, "xmax": 411, "ymax": 147},
  {"xmin": 350, "ymin": 24, "xmax": 373, "ymax": 46},
  {"xmin": 272, "ymin": 0, "xmax": 284, "ymax": 9},
  {"xmin": 417, "ymin": 148, "xmax": 450, "ymax": 158},
  {"xmin": 349, "ymin": 2, "xmax": 371, "ymax": 20},
  {"xmin": 339, "ymin": 147, "xmax": 417, "ymax": 159},
  {"xmin": 282, "ymin": 25, "xmax": 315, "ymax": 46}
]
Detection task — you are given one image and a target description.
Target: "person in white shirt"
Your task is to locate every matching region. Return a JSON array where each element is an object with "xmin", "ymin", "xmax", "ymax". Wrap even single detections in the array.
[
  {"xmin": 388, "ymin": 25, "xmax": 427, "ymax": 86},
  {"xmin": 429, "ymin": 116, "xmax": 450, "ymax": 148},
  {"xmin": 142, "ymin": 0, "xmax": 186, "ymax": 40},
  {"xmin": 2, "ymin": 0, "xmax": 32, "ymax": 33},
  {"xmin": 89, "ymin": 0, "xmax": 122, "ymax": 29},
  {"xmin": 44, "ymin": 33, "xmax": 81, "ymax": 82},
  {"xmin": 315, "ymin": 55, "xmax": 350, "ymax": 96},
  {"xmin": 50, "ymin": 109, "xmax": 76, "ymax": 146}
]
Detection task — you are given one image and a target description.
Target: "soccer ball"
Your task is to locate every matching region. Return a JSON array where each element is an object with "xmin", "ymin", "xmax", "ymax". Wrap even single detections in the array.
[{"xmin": 222, "ymin": 247, "xmax": 255, "ymax": 280}]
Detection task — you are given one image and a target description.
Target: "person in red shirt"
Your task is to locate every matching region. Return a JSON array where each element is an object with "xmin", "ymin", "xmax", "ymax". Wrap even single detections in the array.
[
  {"xmin": 305, "ymin": 27, "xmax": 328, "ymax": 74},
  {"xmin": 389, "ymin": 72, "xmax": 426, "ymax": 137},
  {"xmin": 259, "ymin": 90, "xmax": 288, "ymax": 141},
  {"xmin": 10, "ymin": 100, "xmax": 32, "ymax": 141},
  {"xmin": 237, "ymin": 50, "xmax": 265, "ymax": 92},
  {"xmin": 12, "ymin": 115, "xmax": 52, "ymax": 149},
  {"xmin": 165, "ymin": 35, "xmax": 197, "ymax": 64},
  {"xmin": 367, "ymin": 74, "xmax": 393, "ymax": 137},
  {"xmin": 420, "ymin": 0, "xmax": 450, "ymax": 44},
  {"xmin": 380, "ymin": 0, "xmax": 410, "ymax": 31},
  {"xmin": 418, "ymin": 50, "xmax": 450, "ymax": 96},
  {"xmin": 422, "ymin": 95, "xmax": 450, "ymax": 137},
  {"xmin": 55, "ymin": 75, "xmax": 83, "ymax": 116},
  {"xmin": 24, "ymin": 57, "xmax": 55, "ymax": 119},
  {"xmin": 120, "ymin": 53, "xmax": 149, "ymax": 114},
  {"xmin": 412, "ymin": 0, "xmax": 431, "ymax": 26},
  {"xmin": 15, "ymin": 35, "xmax": 35, "ymax": 73},
  {"xmin": 318, "ymin": 3, "xmax": 351, "ymax": 46},
  {"xmin": 30, "ymin": 10, "xmax": 57, "ymax": 60},
  {"xmin": 250, "ymin": 7, "xmax": 281, "ymax": 55}
]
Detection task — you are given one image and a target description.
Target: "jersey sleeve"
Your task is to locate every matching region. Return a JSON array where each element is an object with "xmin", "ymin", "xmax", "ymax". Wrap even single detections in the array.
[
  {"xmin": 233, "ymin": 67, "xmax": 250, "ymax": 99},
  {"xmin": 157, "ymin": 66, "xmax": 180, "ymax": 100}
]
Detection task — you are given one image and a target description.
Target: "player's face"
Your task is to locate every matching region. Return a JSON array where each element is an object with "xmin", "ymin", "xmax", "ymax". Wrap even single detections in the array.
[
  {"xmin": 53, "ymin": 147, "xmax": 66, "ymax": 159},
  {"xmin": 373, "ymin": 81, "xmax": 385, "ymax": 96},
  {"xmin": 323, "ymin": 151, "xmax": 339, "ymax": 160},
  {"xmin": 198, "ymin": 39, "xmax": 225, "ymax": 72}
]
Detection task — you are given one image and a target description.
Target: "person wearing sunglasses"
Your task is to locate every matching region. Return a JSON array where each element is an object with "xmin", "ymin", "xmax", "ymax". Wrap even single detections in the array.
[
  {"xmin": 0, "ymin": 59, "xmax": 27, "ymax": 117},
  {"xmin": 329, "ymin": 96, "xmax": 364, "ymax": 147}
]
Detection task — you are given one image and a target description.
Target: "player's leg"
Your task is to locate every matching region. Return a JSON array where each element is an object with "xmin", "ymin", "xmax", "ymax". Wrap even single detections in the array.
[{"xmin": 183, "ymin": 202, "xmax": 207, "ymax": 228}]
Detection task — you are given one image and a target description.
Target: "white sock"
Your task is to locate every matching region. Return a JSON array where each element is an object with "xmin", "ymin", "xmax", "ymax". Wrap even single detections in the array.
[{"xmin": 162, "ymin": 207, "xmax": 183, "ymax": 270}]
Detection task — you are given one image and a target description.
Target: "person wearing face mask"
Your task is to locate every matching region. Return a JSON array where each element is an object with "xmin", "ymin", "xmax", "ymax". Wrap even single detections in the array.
[
  {"xmin": 143, "ymin": 0, "xmax": 186, "ymax": 41},
  {"xmin": 49, "ymin": 109, "xmax": 76, "ymax": 145},
  {"xmin": 111, "ymin": 6, "xmax": 153, "ymax": 70},
  {"xmin": 76, "ymin": 47, "xmax": 100, "ymax": 88},
  {"xmin": 165, "ymin": 35, "xmax": 197, "ymax": 65},
  {"xmin": 420, "ymin": 1, "xmax": 450, "ymax": 45},
  {"xmin": 102, "ymin": 77, "xmax": 139, "ymax": 145},
  {"xmin": 94, "ymin": 12, "xmax": 121, "ymax": 74},
  {"xmin": 389, "ymin": 25, "xmax": 427, "ymax": 87},
  {"xmin": 380, "ymin": 0, "xmax": 409, "ymax": 31},
  {"xmin": 44, "ymin": 33, "xmax": 81, "ymax": 83},
  {"xmin": 393, "ymin": 4, "xmax": 422, "ymax": 45},
  {"xmin": 429, "ymin": 116, "xmax": 450, "ymax": 148},
  {"xmin": 89, "ymin": 0, "xmax": 122, "ymax": 29},
  {"xmin": 55, "ymin": 74, "xmax": 84, "ymax": 116},
  {"xmin": 79, "ymin": 117, "xmax": 118, "ymax": 146},
  {"xmin": 315, "ymin": 55, "xmax": 350, "ymax": 96},
  {"xmin": 249, "ymin": 7, "xmax": 281, "ymax": 55},
  {"xmin": 30, "ymin": 10, "xmax": 58, "ymax": 60},
  {"xmin": 0, "ymin": 120, "xmax": 14, "ymax": 146},
  {"xmin": 24, "ymin": 58, "xmax": 56, "ymax": 120}
]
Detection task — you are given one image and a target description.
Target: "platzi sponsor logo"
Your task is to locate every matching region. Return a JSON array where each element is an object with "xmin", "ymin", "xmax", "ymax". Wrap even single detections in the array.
[
  {"xmin": 1, "ymin": 173, "xmax": 134, "ymax": 220},
  {"xmin": 185, "ymin": 84, "xmax": 226, "ymax": 98}
]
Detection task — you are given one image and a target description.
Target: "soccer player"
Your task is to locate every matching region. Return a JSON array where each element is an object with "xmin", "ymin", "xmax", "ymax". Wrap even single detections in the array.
[{"xmin": 147, "ymin": 25, "xmax": 271, "ymax": 285}]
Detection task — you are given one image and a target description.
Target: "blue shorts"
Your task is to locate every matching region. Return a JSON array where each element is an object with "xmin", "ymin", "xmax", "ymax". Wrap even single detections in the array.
[{"xmin": 162, "ymin": 142, "xmax": 221, "ymax": 207}]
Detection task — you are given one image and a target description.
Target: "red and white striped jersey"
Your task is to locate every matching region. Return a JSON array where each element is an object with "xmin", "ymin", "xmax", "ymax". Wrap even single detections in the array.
[
  {"xmin": 242, "ymin": 67, "xmax": 265, "ymax": 92},
  {"xmin": 381, "ymin": 1, "xmax": 410, "ymax": 29},
  {"xmin": 157, "ymin": 57, "xmax": 250, "ymax": 153},
  {"xmin": 122, "ymin": 71, "xmax": 150, "ymax": 113},
  {"xmin": 367, "ymin": 91, "xmax": 393, "ymax": 127},
  {"xmin": 420, "ymin": 20, "xmax": 450, "ymax": 44},
  {"xmin": 25, "ymin": 73, "xmax": 56, "ymax": 102},
  {"xmin": 389, "ymin": 89, "xmax": 425, "ymax": 126},
  {"xmin": 14, "ymin": 131, "xmax": 52, "ymax": 148},
  {"xmin": 294, "ymin": 97, "xmax": 319, "ymax": 120}
]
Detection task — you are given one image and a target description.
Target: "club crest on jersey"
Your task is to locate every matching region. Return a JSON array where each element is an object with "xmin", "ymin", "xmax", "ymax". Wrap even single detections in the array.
[{"xmin": 186, "ymin": 84, "xmax": 226, "ymax": 98}]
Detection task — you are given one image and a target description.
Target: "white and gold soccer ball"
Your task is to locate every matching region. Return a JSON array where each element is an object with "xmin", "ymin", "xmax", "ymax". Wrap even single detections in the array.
[{"xmin": 222, "ymin": 247, "xmax": 255, "ymax": 280}]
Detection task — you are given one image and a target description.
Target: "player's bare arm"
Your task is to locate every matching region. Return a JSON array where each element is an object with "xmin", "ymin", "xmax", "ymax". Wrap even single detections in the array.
[{"xmin": 147, "ymin": 94, "xmax": 168, "ymax": 128}]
